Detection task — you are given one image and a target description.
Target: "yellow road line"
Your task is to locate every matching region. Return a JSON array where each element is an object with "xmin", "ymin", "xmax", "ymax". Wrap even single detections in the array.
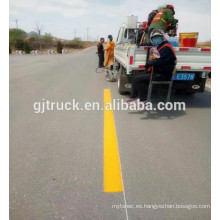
[{"xmin": 104, "ymin": 89, "xmax": 123, "ymax": 193}]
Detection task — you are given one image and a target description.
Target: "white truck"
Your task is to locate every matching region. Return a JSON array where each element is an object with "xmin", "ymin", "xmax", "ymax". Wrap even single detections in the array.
[{"xmin": 113, "ymin": 16, "xmax": 211, "ymax": 95}]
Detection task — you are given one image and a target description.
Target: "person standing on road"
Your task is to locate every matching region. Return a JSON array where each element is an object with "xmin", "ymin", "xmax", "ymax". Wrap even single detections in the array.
[
  {"xmin": 149, "ymin": 5, "xmax": 178, "ymax": 34},
  {"xmin": 127, "ymin": 29, "xmax": 176, "ymax": 103},
  {"xmin": 96, "ymin": 38, "xmax": 105, "ymax": 68},
  {"xmin": 104, "ymin": 35, "xmax": 115, "ymax": 68}
]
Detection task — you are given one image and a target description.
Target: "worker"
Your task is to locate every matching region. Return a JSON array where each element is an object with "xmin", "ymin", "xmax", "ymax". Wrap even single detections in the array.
[
  {"xmin": 96, "ymin": 37, "xmax": 105, "ymax": 68},
  {"xmin": 141, "ymin": 9, "xmax": 158, "ymax": 44},
  {"xmin": 147, "ymin": 9, "xmax": 158, "ymax": 27},
  {"xmin": 127, "ymin": 29, "xmax": 176, "ymax": 103},
  {"xmin": 149, "ymin": 5, "xmax": 178, "ymax": 34},
  {"xmin": 104, "ymin": 35, "xmax": 115, "ymax": 68}
]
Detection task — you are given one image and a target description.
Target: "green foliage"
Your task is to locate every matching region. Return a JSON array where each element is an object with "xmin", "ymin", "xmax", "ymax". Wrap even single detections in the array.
[
  {"xmin": 28, "ymin": 36, "xmax": 38, "ymax": 42},
  {"xmin": 9, "ymin": 28, "xmax": 27, "ymax": 44},
  {"xmin": 71, "ymin": 38, "xmax": 85, "ymax": 49},
  {"xmin": 42, "ymin": 33, "xmax": 53, "ymax": 44},
  {"xmin": 9, "ymin": 45, "xmax": 12, "ymax": 54},
  {"xmin": 15, "ymin": 39, "xmax": 25, "ymax": 50},
  {"xmin": 73, "ymin": 37, "xmax": 81, "ymax": 41},
  {"xmin": 24, "ymin": 41, "xmax": 31, "ymax": 54},
  {"xmin": 57, "ymin": 40, "xmax": 63, "ymax": 54}
]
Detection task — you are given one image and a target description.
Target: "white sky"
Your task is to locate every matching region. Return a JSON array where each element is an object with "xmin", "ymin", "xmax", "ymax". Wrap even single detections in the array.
[{"xmin": 9, "ymin": 0, "xmax": 211, "ymax": 42}]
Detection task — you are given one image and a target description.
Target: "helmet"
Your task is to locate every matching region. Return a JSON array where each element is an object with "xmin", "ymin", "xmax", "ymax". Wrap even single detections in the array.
[
  {"xmin": 150, "ymin": 29, "xmax": 166, "ymax": 45},
  {"xmin": 150, "ymin": 29, "xmax": 164, "ymax": 39},
  {"xmin": 166, "ymin": 5, "xmax": 175, "ymax": 15}
]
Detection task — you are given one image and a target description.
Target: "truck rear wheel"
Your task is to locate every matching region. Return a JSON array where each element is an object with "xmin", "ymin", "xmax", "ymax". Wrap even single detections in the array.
[{"xmin": 117, "ymin": 66, "xmax": 130, "ymax": 95}]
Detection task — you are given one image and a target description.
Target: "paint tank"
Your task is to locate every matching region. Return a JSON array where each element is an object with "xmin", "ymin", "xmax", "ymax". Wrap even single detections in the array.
[{"xmin": 125, "ymin": 16, "xmax": 138, "ymax": 29}]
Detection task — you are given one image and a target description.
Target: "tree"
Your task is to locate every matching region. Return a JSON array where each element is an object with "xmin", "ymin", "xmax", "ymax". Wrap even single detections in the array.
[
  {"xmin": 9, "ymin": 28, "xmax": 27, "ymax": 46},
  {"xmin": 57, "ymin": 40, "xmax": 63, "ymax": 54},
  {"xmin": 24, "ymin": 41, "xmax": 31, "ymax": 54},
  {"xmin": 42, "ymin": 33, "xmax": 53, "ymax": 44},
  {"xmin": 9, "ymin": 45, "xmax": 12, "ymax": 54},
  {"xmin": 35, "ymin": 23, "xmax": 44, "ymax": 52}
]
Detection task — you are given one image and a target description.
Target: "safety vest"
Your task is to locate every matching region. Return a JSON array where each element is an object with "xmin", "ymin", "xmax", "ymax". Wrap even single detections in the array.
[
  {"xmin": 151, "ymin": 9, "xmax": 169, "ymax": 28},
  {"xmin": 147, "ymin": 43, "xmax": 176, "ymax": 72},
  {"xmin": 158, "ymin": 43, "xmax": 176, "ymax": 56}
]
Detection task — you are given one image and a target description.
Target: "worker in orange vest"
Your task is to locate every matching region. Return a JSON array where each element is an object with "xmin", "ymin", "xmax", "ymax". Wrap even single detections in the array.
[
  {"xmin": 147, "ymin": 9, "xmax": 158, "ymax": 27},
  {"xmin": 149, "ymin": 5, "xmax": 178, "ymax": 34},
  {"xmin": 104, "ymin": 35, "xmax": 115, "ymax": 68}
]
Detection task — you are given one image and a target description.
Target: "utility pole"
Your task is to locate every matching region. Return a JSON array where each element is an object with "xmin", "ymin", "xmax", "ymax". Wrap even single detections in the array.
[
  {"xmin": 74, "ymin": 28, "xmax": 76, "ymax": 39},
  {"xmin": 15, "ymin": 19, "xmax": 18, "ymax": 29},
  {"xmin": 86, "ymin": 27, "xmax": 89, "ymax": 42}
]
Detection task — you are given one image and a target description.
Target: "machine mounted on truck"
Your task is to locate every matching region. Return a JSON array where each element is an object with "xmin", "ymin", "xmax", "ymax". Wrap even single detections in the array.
[{"xmin": 112, "ymin": 16, "xmax": 211, "ymax": 95}]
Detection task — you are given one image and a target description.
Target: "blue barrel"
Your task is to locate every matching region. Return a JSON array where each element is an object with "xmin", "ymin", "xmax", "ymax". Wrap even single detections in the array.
[{"xmin": 168, "ymin": 36, "xmax": 179, "ymax": 47}]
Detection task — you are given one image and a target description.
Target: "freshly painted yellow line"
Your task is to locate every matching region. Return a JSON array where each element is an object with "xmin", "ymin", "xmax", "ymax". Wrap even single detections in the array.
[{"xmin": 104, "ymin": 89, "xmax": 123, "ymax": 193}]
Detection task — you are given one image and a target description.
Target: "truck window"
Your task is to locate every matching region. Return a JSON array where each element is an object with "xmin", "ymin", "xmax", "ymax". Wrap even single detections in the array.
[
  {"xmin": 122, "ymin": 29, "xmax": 136, "ymax": 43},
  {"xmin": 124, "ymin": 29, "xmax": 134, "ymax": 38},
  {"xmin": 116, "ymin": 27, "xmax": 124, "ymax": 43}
]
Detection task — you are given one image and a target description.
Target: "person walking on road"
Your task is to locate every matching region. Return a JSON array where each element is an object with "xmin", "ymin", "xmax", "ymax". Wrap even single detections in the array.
[
  {"xmin": 149, "ymin": 5, "xmax": 178, "ymax": 34},
  {"xmin": 96, "ymin": 38, "xmax": 105, "ymax": 68},
  {"xmin": 104, "ymin": 35, "xmax": 115, "ymax": 68},
  {"xmin": 127, "ymin": 29, "xmax": 176, "ymax": 103}
]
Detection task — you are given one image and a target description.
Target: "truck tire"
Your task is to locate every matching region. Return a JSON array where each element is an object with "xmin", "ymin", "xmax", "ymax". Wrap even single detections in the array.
[{"xmin": 117, "ymin": 66, "xmax": 130, "ymax": 95}]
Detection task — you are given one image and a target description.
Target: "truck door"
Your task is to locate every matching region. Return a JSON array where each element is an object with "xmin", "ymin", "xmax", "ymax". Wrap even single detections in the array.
[{"xmin": 116, "ymin": 27, "xmax": 124, "ymax": 44}]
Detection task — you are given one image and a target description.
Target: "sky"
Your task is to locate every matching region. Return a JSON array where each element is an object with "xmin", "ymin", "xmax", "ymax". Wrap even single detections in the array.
[{"xmin": 9, "ymin": 0, "xmax": 211, "ymax": 42}]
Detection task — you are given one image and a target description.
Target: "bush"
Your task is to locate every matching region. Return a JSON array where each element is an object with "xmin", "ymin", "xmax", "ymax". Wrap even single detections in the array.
[
  {"xmin": 15, "ymin": 39, "xmax": 25, "ymax": 50},
  {"xmin": 9, "ymin": 28, "xmax": 27, "ymax": 45},
  {"xmin": 28, "ymin": 36, "xmax": 38, "ymax": 42},
  {"xmin": 71, "ymin": 38, "xmax": 85, "ymax": 49},
  {"xmin": 24, "ymin": 41, "xmax": 31, "ymax": 54},
  {"xmin": 57, "ymin": 40, "xmax": 63, "ymax": 54},
  {"xmin": 9, "ymin": 46, "xmax": 12, "ymax": 54},
  {"xmin": 42, "ymin": 33, "xmax": 53, "ymax": 44}
]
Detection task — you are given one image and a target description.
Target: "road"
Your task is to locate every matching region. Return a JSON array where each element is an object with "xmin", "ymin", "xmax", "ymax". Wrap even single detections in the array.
[{"xmin": 10, "ymin": 47, "xmax": 211, "ymax": 220}]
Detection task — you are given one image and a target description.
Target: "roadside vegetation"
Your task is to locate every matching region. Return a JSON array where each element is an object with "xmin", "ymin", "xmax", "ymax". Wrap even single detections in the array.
[
  {"xmin": 9, "ymin": 28, "xmax": 96, "ymax": 54},
  {"xmin": 56, "ymin": 40, "xmax": 63, "ymax": 54},
  {"xmin": 197, "ymin": 41, "xmax": 211, "ymax": 48}
]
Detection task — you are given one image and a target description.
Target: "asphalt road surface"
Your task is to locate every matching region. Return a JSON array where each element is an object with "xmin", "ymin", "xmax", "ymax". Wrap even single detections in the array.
[{"xmin": 10, "ymin": 47, "xmax": 211, "ymax": 220}]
